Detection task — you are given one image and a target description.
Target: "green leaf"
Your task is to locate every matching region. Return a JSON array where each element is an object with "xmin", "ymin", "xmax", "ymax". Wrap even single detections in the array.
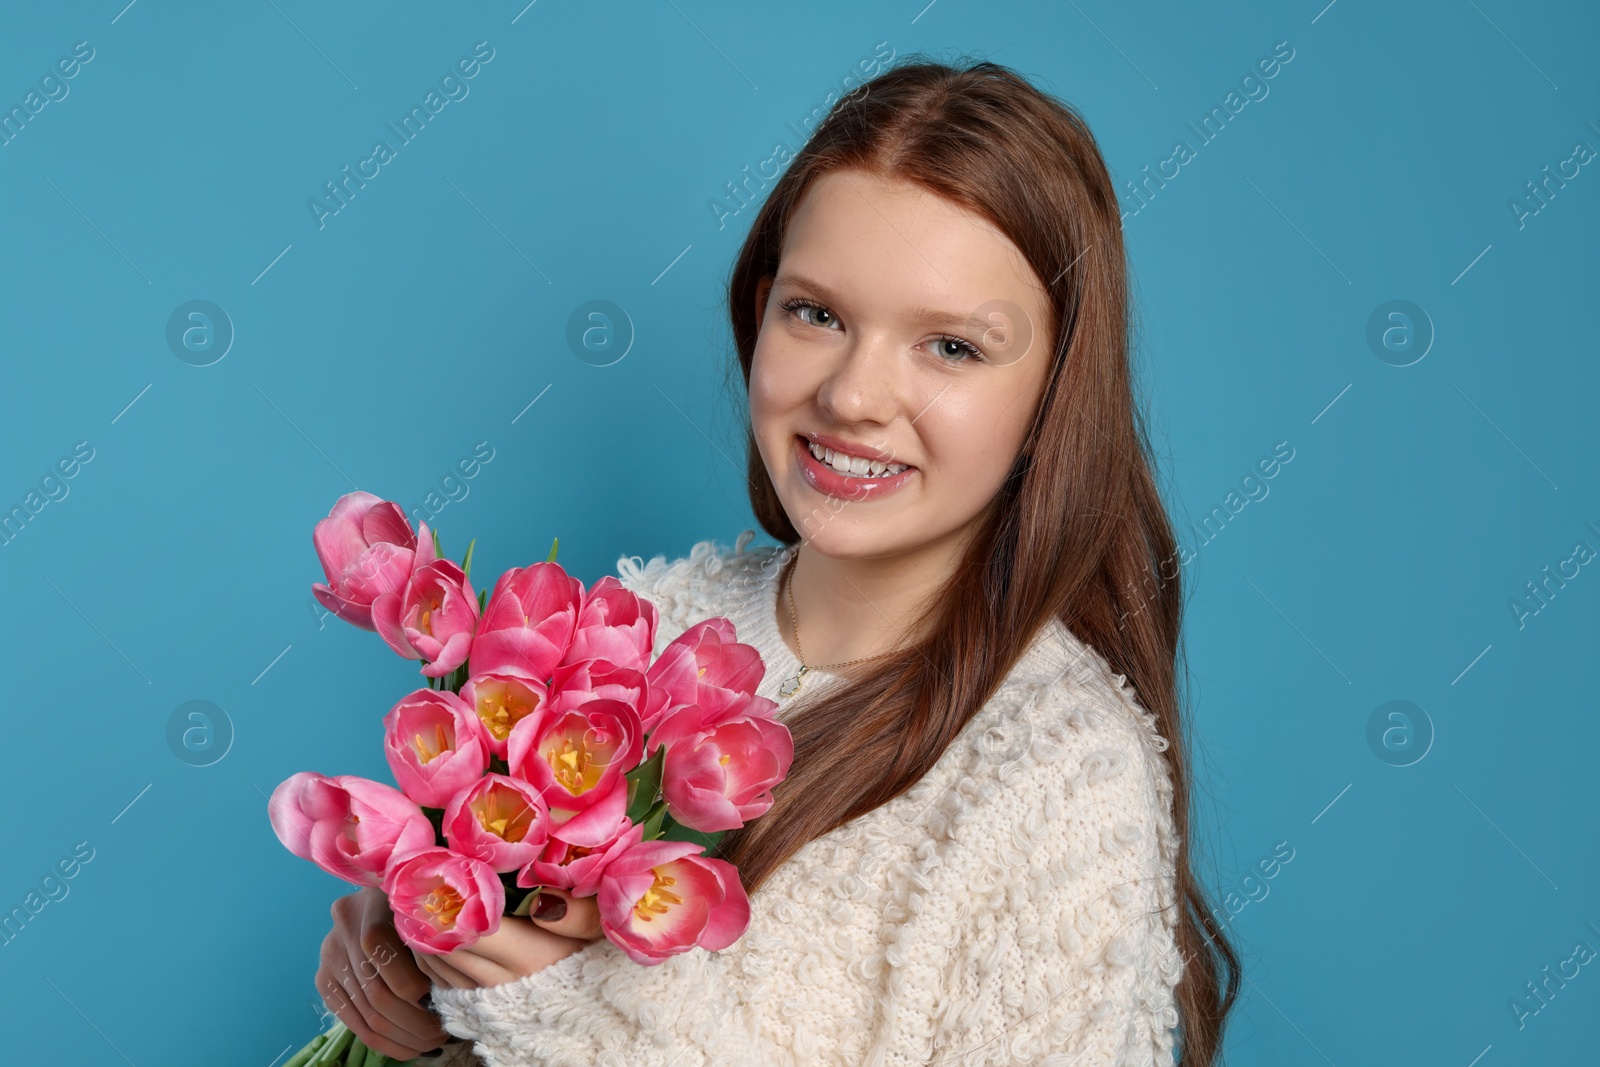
[
  {"xmin": 478, "ymin": 587, "xmax": 488, "ymax": 613},
  {"xmin": 640, "ymin": 801, "xmax": 668, "ymax": 840},
  {"xmin": 431, "ymin": 526, "xmax": 442, "ymax": 559},
  {"xmin": 656, "ymin": 818, "xmax": 726, "ymax": 852},
  {"xmin": 623, "ymin": 746, "xmax": 665, "ymax": 823},
  {"xmin": 546, "ymin": 536, "xmax": 559, "ymax": 563},
  {"xmin": 510, "ymin": 886, "xmax": 540, "ymax": 917},
  {"xmin": 460, "ymin": 537, "xmax": 476, "ymax": 581}
]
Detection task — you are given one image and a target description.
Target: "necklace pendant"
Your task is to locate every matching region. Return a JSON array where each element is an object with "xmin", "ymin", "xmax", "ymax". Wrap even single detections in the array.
[{"xmin": 778, "ymin": 666, "xmax": 808, "ymax": 698}]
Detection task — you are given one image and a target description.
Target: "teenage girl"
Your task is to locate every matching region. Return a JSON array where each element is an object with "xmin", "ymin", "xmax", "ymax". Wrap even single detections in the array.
[{"xmin": 316, "ymin": 56, "xmax": 1239, "ymax": 1066}]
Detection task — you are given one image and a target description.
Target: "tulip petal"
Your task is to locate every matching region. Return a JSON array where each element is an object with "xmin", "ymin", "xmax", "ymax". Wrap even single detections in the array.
[
  {"xmin": 544, "ymin": 780, "xmax": 628, "ymax": 847},
  {"xmin": 312, "ymin": 582, "xmax": 376, "ymax": 631},
  {"xmin": 312, "ymin": 492, "xmax": 383, "ymax": 583},
  {"xmin": 371, "ymin": 591, "xmax": 420, "ymax": 660},
  {"xmin": 360, "ymin": 500, "xmax": 413, "ymax": 549},
  {"xmin": 696, "ymin": 858, "xmax": 751, "ymax": 952}
]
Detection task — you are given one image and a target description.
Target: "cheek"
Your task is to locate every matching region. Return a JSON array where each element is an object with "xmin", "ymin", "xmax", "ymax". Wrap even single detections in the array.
[
  {"xmin": 747, "ymin": 344, "xmax": 793, "ymax": 476},
  {"xmin": 925, "ymin": 393, "xmax": 1024, "ymax": 486},
  {"xmin": 749, "ymin": 338, "xmax": 808, "ymax": 427},
  {"xmin": 747, "ymin": 344, "xmax": 778, "ymax": 430},
  {"xmin": 989, "ymin": 360, "xmax": 1050, "ymax": 456},
  {"xmin": 995, "ymin": 388, "xmax": 1039, "ymax": 443}
]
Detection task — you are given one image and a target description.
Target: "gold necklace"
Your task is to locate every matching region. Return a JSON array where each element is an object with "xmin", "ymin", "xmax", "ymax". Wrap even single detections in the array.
[{"xmin": 777, "ymin": 551, "xmax": 880, "ymax": 698}]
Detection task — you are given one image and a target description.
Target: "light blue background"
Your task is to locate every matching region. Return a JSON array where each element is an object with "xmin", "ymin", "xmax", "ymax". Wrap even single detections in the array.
[{"xmin": 1, "ymin": 1, "xmax": 1595, "ymax": 1063}]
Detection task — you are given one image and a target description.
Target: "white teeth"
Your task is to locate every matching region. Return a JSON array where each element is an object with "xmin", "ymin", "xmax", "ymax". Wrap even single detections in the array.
[{"xmin": 805, "ymin": 439, "xmax": 909, "ymax": 477}]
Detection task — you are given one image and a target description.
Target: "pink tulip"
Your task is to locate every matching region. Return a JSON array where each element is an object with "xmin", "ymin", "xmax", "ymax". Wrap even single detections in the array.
[
  {"xmin": 442, "ymin": 773, "xmax": 552, "ymax": 873},
  {"xmin": 383, "ymin": 689, "xmax": 490, "ymax": 809},
  {"xmin": 559, "ymin": 576, "xmax": 658, "ymax": 674},
  {"xmin": 641, "ymin": 618, "xmax": 765, "ymax": 734},
  {"xmin": 382, "ymin": 847, "xmax": 504, "ymax": 955},
  {"xmin": 538, "ymin": 777, "xmax": 629, "ymax": 849},
  {"xmin": 373, "ymin": 558, "xmax": 479, "ymax": 678},
  {"xmin": 597, "ymin": 839, "xmax": 751, "ymax": 965},
  {"xmin": 646, "ymin": 687, "xmax": 781, "ymax": 757},
  {"xmin": 267, "ymin": 772, "xmax": 436, "ymax": 887},
  {"xmin": 468, "ymin": 563, "xmax": 583, "ymax": 682},
  {"xmin": 653, "ymin": 711, "xmax": 793, "ymax": 833},
  {"xmin": 459, "ymin": 672, "xmax": 551, "ymax": 758},
  {"xmin": 311, "ymin": 493, "xmax": 430, "ymax": 631},
  {"xmin": 548, "ymin": 658, "xmax": 648, "ymax": 719},
  {"xmin": 518, "ymin": 813, "xmax": 643, "ymax": 895},
  {"xmin": 508, "ymin": 697, "xmax": 643, "ymax": 816}
]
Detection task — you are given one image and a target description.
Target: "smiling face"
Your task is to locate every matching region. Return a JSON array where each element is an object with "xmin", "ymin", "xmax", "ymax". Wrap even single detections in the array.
[{"xmin": 749, "ymin": 167, "xmax": 1056, "ymax": 563}]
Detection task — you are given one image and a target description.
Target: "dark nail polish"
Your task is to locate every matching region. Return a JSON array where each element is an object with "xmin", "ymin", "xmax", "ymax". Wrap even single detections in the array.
[{"xmin": 531, "ymin": 893, "xmax": 566, "ymax": 922}]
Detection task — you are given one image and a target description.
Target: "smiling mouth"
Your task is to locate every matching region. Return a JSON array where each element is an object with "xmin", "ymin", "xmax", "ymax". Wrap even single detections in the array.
[{"xmin": 797, "ymin": 435, "xmax": 912, "ymax": 478}]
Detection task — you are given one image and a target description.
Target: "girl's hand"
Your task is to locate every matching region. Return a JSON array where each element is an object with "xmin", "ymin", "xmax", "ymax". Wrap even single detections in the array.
[
  {"xmin": 414, "ymin": 887, "xmax": 605, "ymax": 990},
  {"xmin": 319, "ymin": 885, "xmax": 451, "ymax": 1060}
]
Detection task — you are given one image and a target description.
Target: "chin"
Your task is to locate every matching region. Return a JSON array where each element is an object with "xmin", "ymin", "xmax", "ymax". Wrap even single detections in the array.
[{"xmin": 777, "ymin": 504, "xmax": 889, "ymax": 559}]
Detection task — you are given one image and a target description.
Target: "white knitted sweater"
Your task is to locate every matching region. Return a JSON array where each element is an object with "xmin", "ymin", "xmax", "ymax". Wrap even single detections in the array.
[{"xmin": 429, "ymin": 531, "xmax": 1184, "ymax": 1067}]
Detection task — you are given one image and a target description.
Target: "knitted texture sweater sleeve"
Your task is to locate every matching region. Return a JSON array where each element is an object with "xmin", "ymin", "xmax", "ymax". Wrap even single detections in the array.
[{"xmin": 429, "ymin": 533, "xmax": 1183, "ymax": 1067}]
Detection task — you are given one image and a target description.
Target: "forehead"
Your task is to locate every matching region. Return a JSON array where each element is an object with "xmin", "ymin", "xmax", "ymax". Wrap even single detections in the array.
[{"xmin": 778, "ymin": 168, "xmax": 1050, "ymax": 331}]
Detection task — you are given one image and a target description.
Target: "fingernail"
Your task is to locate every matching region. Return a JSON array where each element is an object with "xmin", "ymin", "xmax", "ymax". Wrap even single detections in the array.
[
  {"xmin": 418, "ymin": 1048, "xmax": 444, "ymax": 1059},
  {"xmin": 531, "ymin": 893, "xmax": 566, "ymax": 922}
]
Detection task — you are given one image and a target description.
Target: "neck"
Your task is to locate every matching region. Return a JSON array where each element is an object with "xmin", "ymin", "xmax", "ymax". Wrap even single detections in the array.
[{"xmin": 778, "ymin": 528, "xmax": 972, "ymax": 669}]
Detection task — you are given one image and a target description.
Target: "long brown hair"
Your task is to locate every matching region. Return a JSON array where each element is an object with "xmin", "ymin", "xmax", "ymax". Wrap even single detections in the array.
[{"xmin": 711, "ymin": 55, "xmax": 1239, "ymax": 1064}]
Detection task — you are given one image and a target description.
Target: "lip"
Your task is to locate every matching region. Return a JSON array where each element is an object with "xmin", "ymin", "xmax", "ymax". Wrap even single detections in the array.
[
  {"xmin": 803, "ymin": 431, "xmax": 907, "ymax": 467},
  {"xmin": 794, "ymin": 434, "xmax": 918, "ymax": 501}
]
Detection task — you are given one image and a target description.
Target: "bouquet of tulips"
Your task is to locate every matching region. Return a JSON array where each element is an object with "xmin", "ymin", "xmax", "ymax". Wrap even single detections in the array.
[{"xmin": 268, "ymin": 492, "xmax": 794, "ymax": 1067}]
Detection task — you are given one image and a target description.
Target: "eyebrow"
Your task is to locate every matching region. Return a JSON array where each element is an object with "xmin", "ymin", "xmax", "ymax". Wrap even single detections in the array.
[{"xmin": 772, "ymin": 271, "xmax": 999, "ymax": 337}]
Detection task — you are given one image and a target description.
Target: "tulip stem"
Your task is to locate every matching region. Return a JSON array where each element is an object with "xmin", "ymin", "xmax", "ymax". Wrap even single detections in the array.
[
  {"xmin": 281, "ymin": 1030, "xmax": 327, "ymax": 1067},
  {"xmin": 306, "ymin": 1020, "xmax": 355, "ymax": 1065},
  {"xmin": 348, "ymin": 1035, "xmax": 380, "ymax": 1066}
]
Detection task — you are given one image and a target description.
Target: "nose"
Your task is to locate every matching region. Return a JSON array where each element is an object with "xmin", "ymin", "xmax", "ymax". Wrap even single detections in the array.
[{"xmin": 814, "ymin": 330, "xmax": 900, "ymax": 429}]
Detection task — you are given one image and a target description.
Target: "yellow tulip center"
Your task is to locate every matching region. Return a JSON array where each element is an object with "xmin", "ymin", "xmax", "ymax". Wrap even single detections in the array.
[
  {"xmin": 473, "ymin": 786, "xmax": 536, "ymax": 843},
  {"xmin": 477, "ymin": 681, "xmax": 541, "ymax": 742},
  {"xmin": 412, "ymin": 723, "xmax": 452, "ymax": 764},
  {"xmin": 423, "ymin": 883, "xmax": 465, "ymax": 930},
  {"xmin": 419, "ymin": 595, "xmax": 442, "ymax": 634},
  {"xmin": 546, "ymin": 732, "xmax": 606, "ymax": 794},
  {"xmin": 632, "ymin": 870, "xmax": 682, "ymax": 924}
]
